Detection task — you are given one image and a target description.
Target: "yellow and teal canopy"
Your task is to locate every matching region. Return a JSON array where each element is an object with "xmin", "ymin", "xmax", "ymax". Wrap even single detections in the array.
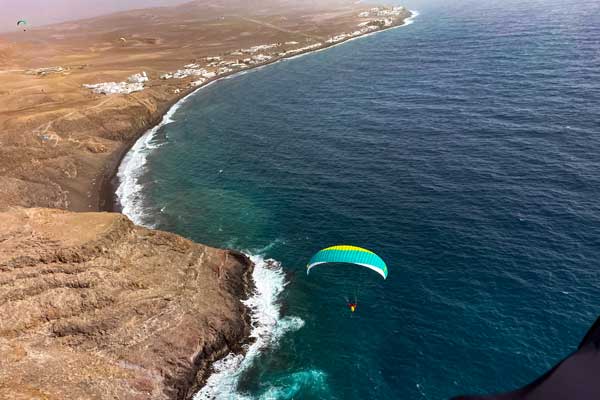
[{"xmin": 306, "ymin": 245, "xmax": 388, "ymax": 279}]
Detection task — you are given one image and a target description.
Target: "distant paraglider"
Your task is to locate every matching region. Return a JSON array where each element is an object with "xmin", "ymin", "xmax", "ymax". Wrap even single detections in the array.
[
  {"xmin": 17, "ymin": 20, "xmax": 27, "ymax": 31},
  {"xmin": 119, "ymin": 37, "xmax": 127, "ymax": 46}
]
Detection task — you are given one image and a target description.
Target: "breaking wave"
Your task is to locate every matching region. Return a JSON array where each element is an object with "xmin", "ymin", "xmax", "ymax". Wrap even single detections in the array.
[
  {"xmin": 116, "ymin": 96, "xmax": 187, "ymax": 226},
  {"xmin": 194, "ymin": 254, "xmax": 306, "ymax": 400},
  {"xmin": 116, "ymin": 79, "xmax": 227, "ymax": 226},
  {"xmin": 404, "ymin": 10, "xmax": 419, "ymax": 26}
]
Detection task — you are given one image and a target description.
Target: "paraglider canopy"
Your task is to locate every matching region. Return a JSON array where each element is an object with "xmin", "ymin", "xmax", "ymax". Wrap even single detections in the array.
[
  {"xmin": 17, "ymin": 20, "xmax": 27, "ymax": 31},
  {"xmin": 306, "ymin": 245, "xmax": 388, "ymax": 279}
]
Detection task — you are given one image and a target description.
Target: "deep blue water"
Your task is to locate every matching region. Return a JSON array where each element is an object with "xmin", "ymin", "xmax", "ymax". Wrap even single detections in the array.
[{"xmin": 117, "ymin": 1, "xmax": 600, "ymax": 398}]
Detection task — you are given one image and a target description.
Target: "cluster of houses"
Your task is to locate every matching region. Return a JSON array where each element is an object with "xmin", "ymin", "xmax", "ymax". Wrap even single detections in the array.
[
  {"xmin": 83, "ymin": 8, "xmax": 408, "ymax": 95},
  {"xmin": 162, "ymin": 44, "xmax": 309, "ymax": 82},
  {"xmin": 277, "ymin": 42, "xmax": 323, "ymax": 57},
  {"xmin": 155, "ymin": 39, "xmax": 326, "ymax": 88},
  {"xmin": 325, "ymin": 6, "xmax": 407, "ymax": 45},
  {"xmin": 241, "ymin": 43, "xmax": 279, "ymax": 54},
  {"xmin": 326, "ymin": 26, "xmax": 377, "ymax": 44},
  {"xmin": 358, "ymin": 6, "xmax": 405, "ymax": 18},
  {"xmin": 160, "ymin": 64, "xmax": 215, "ymax": 79},
  {"xmin": 158, "ymin": 53, "xmax": 274, "ymax": 88},
  {"xmin": 226, "ymin": 40, "xmax": 326, "ymax": 60},
  {"xmin": 157, "ymin": 64, "xmax": 217, "ymax": 87},
  {"xmin": 83, "ymin": 72, "xmax": 148, "ymax": 95},
  {"xmin": 356, "ymin": 6, "xmax": 407, "ymax": 28}
]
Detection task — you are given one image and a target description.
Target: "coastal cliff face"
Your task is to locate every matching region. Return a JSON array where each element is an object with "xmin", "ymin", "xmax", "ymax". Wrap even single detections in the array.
[
  {"xmin": 0, "ymin": 208, "xmax": 253, "ymax": 399},
  {"xmin": 0, "ymin": 91, "xmax": 171, "ymax": 212}
]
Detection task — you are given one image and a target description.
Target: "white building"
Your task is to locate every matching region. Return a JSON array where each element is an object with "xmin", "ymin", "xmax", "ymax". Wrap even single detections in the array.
[
  {"xmin": 251, "ymin": 54, "xmax": 272, "ymax": 63},
  {"xmin": 83, "ymin": 72, "xmax": 148, "ymax": 95},
  {"xmin": 191, "ymin": 78, "xmax": 206, "ymax": 87}
]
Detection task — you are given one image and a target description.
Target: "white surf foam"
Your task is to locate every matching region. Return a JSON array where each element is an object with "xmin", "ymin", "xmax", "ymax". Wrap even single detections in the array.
[
  {"xmin": 259, "ymin": 369, "xmax": 329, "ymax": 399},
  {"xmin": 115, "ymin": 70, "xmax": 270, "ymax": 226},
  {"xmin": 116, "ymin": 10, "xmax": 419, "ymax": 226},
  {"xmin": 403, "ymin": 10, "xmax": 420, "ymax": 26},
  {"xmin": 116, "ymin": 93, "xmax": 191, "ymax": 226},
  {"xmin": 195, "ymin": 254, "xmax": 305, "ymax": 400}
]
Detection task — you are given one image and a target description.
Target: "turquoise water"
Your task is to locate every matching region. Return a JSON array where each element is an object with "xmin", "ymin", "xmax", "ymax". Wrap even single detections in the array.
[{"xmin": 116, "ymin": 1, "xmax": 600, "ymax": 398}]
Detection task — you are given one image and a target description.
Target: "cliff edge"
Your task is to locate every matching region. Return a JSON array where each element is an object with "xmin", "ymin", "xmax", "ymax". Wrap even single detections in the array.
[{"xmin": 0, "ymin": 208, "xmax": 253, "ymax": 399}]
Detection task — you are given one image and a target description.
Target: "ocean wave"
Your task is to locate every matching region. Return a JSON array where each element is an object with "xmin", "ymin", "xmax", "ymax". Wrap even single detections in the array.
[
  {"xmin": 194, "ymin": 254, "xmax": 305, "ymax": 400},
  {"xmin": 116, "ymin": 96, "xmax": 188, "ymax": 226},
  {"xmin": 258, "ymin": 369, "xmax": 330, "ymax": 400},
  {"xmin": 404, "ymin": 10, "xmax": 420, "ymax": 26}
]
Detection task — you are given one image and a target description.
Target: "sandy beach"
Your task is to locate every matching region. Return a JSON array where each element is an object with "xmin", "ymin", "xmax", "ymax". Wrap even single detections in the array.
[{"xmin": 0, "ymin": 1, "xmax": 411, "ymax": 398}]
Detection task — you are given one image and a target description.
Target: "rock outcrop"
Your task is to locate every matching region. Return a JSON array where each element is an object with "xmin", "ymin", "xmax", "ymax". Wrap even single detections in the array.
[{"xmin": 0, "ymin": 208, "xmax": 253, "ymax": 399}]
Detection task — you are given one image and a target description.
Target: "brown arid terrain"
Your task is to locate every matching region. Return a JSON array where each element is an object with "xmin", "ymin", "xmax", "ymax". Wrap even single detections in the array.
[
  {"xmin": 0, "ymin": 0, "xmax": 411, "ymax": 398},
  {"xmin": 0, "ymin": 208, "xmax": 252, "ymax": 399},
  {"xmin": 0, "ymin": 0, "xmax": 410, "ymax": 212}
]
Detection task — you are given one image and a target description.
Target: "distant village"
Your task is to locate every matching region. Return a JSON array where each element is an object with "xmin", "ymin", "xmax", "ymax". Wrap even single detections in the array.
[{"xmin": 83, "ymin": 7, "xmax": 409, "ymax": 95}]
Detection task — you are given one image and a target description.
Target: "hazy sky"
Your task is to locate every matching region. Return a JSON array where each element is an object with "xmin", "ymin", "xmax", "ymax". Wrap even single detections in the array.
[{"xmin": 0, "ymin": 0, "xmax": 189, "ymax": 32}]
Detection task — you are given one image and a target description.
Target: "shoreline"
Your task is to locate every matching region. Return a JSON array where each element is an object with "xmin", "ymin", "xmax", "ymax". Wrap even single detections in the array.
[
  {"xmin": 0, "ymin": 208, "xmax": 258, "ymax": 400},
  {"xmin": 108, "ymin": 9, "xmax": 417, "ymax": 398},
  {"xmin": 102, "ymin": 9, "xmax": 417, "ymax": 215},
  {"xmin": 0, "ymin": 5, "xmax": 418, "ymax": 399}
]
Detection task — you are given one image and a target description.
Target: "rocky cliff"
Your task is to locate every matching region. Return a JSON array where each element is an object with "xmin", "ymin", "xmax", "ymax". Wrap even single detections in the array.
[{"xmin": 0, "ymin": 208, "xmax": 253, "ymax": 399}]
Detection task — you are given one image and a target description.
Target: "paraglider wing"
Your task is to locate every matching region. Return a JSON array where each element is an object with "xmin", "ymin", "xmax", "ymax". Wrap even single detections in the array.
[
  {"xmin": 120, "ymin": 37, "xmax": 127, "ymax": 42},
  {"xmin": 306, "ymin": 245, "xmax": 388, "ymax": 279},
  {"xmin": 17, "ymin": 20, "xmax": 27, "ymax": 26}
]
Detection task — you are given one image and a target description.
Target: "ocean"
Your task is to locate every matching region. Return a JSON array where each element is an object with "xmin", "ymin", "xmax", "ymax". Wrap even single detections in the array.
[{"xmin": 116, "ymin": 0, "xmax": 600, "ymax": 398}]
